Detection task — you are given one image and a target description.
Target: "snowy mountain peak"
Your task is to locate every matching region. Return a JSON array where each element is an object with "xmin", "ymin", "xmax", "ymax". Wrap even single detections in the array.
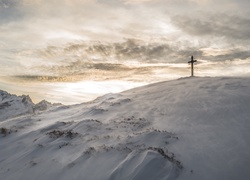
[
  {"xmin": 0, "ymin": 90, "xmax": 60, "ymax": 121},
  {"xmin": 20, "ymin": 95, "xmax": 34, "ymax": 105},
  {"xmin": 34, "ymin": 100, "xmax": 53, "ymax": 111}
]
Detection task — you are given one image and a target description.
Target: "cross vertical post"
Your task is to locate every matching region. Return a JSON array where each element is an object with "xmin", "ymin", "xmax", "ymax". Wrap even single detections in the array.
[{"xmin": 188, "ymin": 56, "xmax": 197, "ymax": 77}]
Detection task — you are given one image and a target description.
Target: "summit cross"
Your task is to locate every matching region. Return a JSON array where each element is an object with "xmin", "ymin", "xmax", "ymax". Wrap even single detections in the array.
[{"xmin": 188, "ymin": 56, "xmax": 197, "ymax": 77}]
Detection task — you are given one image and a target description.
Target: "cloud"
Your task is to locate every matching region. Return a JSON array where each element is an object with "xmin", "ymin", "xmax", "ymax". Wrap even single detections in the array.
[
  {"xmin": 122, "ymin": 0, "xmax": 159, "ymax": 4},
  {"xmin": 204, "ymin": 50, "xmax": 250, "ymax": 61},
  {"xmin": 1, "ymin": 0, "xmax": 249, "ymax": 46},
  {"xmin": 10, "ymin": 63, "xmax": 189, "ymax": 83},
  {"xmin": 13, "ymin": 38, "xmax": 249, "ymax": 70},
  {"xmin": 32, "ymin": 39, "xmax": 204, "ymax": 64},
  {"xmin": 171, "ymin": 13, "xmax": 250, "ymax": 40},
  {"xmin": 9, "ymin": 38, "xmax": 250, "ymax": 83},
  {"xmin": 1, "ymin": 0, "xmax": 250, "ymax": 81},
  {"xmin": 0, "ymin": 0, "xmax": 11, "ymax": 8}
]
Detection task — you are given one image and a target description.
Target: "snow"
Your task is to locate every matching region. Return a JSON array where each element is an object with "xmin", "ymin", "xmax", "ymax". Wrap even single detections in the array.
[{"xmin": 0, "ymin": 77, "xmax": 250, "ymax": 180}]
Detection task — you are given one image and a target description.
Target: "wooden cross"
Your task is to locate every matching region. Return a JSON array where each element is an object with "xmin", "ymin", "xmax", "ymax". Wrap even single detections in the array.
[{"xmin": 188, "ymin": 56, "xmax": 197, "ymax": 77}]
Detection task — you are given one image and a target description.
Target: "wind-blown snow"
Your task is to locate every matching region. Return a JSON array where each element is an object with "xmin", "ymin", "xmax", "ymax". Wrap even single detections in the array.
[{"xmin": 0, "ymin": 77, "xmax": 250, "ymax": 180}]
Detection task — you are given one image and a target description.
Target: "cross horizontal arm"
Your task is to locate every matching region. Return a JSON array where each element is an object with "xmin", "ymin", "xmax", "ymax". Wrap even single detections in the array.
[{"xmin": 188, "ymin": 60, "xmax": 197, "ymax": 64}]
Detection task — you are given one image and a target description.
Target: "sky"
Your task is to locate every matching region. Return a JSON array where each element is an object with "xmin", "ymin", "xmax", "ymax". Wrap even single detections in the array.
[{"xmin": 1, "ymin": 0, "xmax": 250, "ymax": 104}]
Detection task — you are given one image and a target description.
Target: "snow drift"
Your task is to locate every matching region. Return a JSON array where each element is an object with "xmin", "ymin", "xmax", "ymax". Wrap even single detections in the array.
[{"xmin": 0, "ymin": 77, "xmax": 250, "ymax": 180}]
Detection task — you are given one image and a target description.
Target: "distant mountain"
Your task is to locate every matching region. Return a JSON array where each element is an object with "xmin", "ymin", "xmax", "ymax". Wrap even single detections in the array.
[
  {"xmin": 0, "ymin": 90, "xmax": 61, "ymax": 121},
  {"xmin": 0, "ymin": 77, "xmax": 250, "ymax": 180}
]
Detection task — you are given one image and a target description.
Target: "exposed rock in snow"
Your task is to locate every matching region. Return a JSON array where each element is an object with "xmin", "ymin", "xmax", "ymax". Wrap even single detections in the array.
[{"xmin": 34, "ymin": 100, "xmax": 56, "ymax": 112}]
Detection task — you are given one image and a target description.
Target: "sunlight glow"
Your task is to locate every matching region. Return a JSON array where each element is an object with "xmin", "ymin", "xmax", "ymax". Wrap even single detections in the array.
[
  {"xmin": 201, "ymin": 48, "xmax": 233, "ymax": 56},
  {"xmin": 44, "ymin": 31, "xmax": 85, "ymax": 40},
  {"xmin": 0, "ymin": 79, "xmax": 146, "ymax": 105}
]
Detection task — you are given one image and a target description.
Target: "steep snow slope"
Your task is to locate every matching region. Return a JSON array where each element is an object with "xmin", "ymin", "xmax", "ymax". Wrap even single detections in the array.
[
  {"xmin": 121, "ymin": 77, "xmax": 250, "ymax": 180},
  {"xmin": 0, "ymin": 77, "xmax": 250, "ymax": 180}
]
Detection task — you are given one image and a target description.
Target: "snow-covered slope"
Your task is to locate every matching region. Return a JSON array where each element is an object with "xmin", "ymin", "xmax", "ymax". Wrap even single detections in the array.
[{"xmin": 0, "ymin": 77, "xmax": 250, "ymax": 180}]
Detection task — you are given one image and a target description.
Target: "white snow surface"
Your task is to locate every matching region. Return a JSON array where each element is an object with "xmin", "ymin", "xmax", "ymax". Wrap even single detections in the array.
[{"xmin": 0, "ymin": 77, "xmax": 250, "ymax": 180}]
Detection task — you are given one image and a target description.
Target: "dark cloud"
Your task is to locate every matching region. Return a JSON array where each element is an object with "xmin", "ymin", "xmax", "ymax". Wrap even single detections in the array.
[
  {"xmin": 36, "ymin": 39, "xmax": 203, "ymax": 64},
  {"xmin": 0, "ymin": 0, "xmax": 17, "ymax": 8},
  {"xmin": 0, "ymin": 0, "xmax": 24, "ymax": 24},
  {"xmin": 29, "ymin": 38, "xmax": 250, "ymax": 72},
  {"xmin": 10, "ymin": 60, "xmax": 181, "ymax": 82},
  {"xmin": 171, "ymin": 13, "xmax": 250, "ymax": 40}
]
